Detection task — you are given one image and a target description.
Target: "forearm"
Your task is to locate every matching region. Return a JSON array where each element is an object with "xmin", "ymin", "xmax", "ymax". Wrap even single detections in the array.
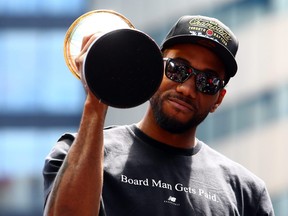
[{"xmin": 44, "ymin": 98, "xmax": 107, "ymax": 216}]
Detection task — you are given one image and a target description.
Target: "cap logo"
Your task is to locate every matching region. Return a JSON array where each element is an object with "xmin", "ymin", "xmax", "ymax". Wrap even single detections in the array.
[
  {"xmin": 188, "ymin": 18, "xmax": 232, "ymax": 47},
  {"xmin": 206, "ymin": 29, "xmax": 213, "ymax": 36}
]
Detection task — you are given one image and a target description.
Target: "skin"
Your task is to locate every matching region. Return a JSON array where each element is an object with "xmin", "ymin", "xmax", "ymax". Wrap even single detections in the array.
[
  {"xmin": 44, "ymin": 36, "xmax": 227, "ymax": 215},
  {"xmin": 44, "ymin": 34, "xmax": 108, "ymax": 216},
  {"xmin": 138, "ymin": 44, "xmax": 226, "ymax": 149}
]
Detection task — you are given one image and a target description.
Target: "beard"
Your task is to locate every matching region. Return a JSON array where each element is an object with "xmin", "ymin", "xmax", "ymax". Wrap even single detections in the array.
[{"xmin": 149, "ymin": 91, "xmax": 209, "ymax": 134}]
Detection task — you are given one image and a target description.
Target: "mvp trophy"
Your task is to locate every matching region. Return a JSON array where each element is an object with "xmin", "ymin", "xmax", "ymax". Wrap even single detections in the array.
[{"xmin": 63, "ymin": 10, "xmax": 163, "ymax": 108}]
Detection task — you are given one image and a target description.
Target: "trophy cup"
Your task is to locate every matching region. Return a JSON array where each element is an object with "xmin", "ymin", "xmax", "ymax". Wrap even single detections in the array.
[{"xmin": 63, "ymin": 10, "xmax": 163, "ymax": 108}]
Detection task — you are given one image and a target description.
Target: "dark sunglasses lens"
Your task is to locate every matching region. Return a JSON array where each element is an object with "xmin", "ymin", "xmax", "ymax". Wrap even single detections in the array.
[
  {"xmin": 165, "ymin": 58, "xmax": 223, "ymax": 95},
  {"xmin": 195, "ymin": 72, "xmax": 222, "ymax": 95},
  {"xmin": 165, "ymin": 60, "xmax": 192, "ymax": 83}
]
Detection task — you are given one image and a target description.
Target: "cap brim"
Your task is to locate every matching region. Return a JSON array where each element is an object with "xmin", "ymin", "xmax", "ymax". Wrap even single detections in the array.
[{"xmin": 161, "ymin": 36, "xmax": 237, "ymax": 78}]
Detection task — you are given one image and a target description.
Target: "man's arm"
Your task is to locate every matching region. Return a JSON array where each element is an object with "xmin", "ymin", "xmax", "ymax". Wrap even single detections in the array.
[
  {"xmin": 44, "ymin": 34, "xmax": 108, "ymax": 215},
  {"xmin": 44, "ymin": 93, "xmax": 107, "ymax": 216}
]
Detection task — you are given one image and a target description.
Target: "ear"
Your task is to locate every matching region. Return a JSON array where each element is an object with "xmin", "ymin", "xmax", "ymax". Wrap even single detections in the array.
[{"xmin": 210, "ymin": 89, "xmax": 226, "ymax": 113}]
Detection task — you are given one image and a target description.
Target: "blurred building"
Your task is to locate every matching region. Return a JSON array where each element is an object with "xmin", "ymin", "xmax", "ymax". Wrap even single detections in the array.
[{"xmin": 0, "ymin": 0, "xmax": 287, "ymax": 215}]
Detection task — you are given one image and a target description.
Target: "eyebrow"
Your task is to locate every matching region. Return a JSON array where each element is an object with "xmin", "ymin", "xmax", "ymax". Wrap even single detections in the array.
[{"xmin": 172, "ymin": 57, "xmax": 221, "ymax": 77}]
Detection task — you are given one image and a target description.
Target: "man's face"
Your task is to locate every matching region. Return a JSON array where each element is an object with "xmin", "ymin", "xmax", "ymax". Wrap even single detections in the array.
[{"xmin": 150, "ymin": 43, "xmax": 226, "ymax": 134}]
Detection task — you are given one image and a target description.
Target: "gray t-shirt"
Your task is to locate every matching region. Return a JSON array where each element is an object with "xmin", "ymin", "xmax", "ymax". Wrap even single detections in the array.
[{"xmin": 43, "ymin": 124, "xmax": 274, "ymax": 215}]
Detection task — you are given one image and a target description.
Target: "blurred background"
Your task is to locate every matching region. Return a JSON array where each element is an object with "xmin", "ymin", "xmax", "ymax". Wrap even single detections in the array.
[{"xmin": 0, "ymin": 0, "xmax": 288, "ymax": 215}]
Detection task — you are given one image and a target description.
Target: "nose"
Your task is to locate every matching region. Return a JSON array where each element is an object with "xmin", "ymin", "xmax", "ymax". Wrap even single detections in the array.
[{"xmin": 175, "ymin": 76, "xmax": 197, "ymax": 98}]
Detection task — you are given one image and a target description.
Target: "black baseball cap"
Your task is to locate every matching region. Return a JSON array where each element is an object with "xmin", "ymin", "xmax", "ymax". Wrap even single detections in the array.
[{"xmin": 160, "ymin": 15, "xmax": 239, "ymax": 84}]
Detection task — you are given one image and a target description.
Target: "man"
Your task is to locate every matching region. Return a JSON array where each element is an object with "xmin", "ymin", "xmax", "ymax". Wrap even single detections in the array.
[{"xmin": 43, "ymin": 15, "xmax": 275, "ymax": 215}]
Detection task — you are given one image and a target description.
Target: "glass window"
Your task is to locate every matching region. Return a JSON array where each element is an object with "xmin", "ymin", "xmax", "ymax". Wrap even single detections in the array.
[
  {"xmin": 0, "ymin": 0, "xmax": 85, "ymax": 15},
  {"xmin": 0, "ymin": 29, "xmax": 84, "ymax": 114},
  {"xmin": 0, "ymin": 127, "xmax": 77, "ymax": 177}
]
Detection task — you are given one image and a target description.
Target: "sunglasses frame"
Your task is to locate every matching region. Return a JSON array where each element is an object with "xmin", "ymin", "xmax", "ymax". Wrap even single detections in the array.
[{"xmin": 163, "ymin": 57, "xmax": 225, "ymax": 95}]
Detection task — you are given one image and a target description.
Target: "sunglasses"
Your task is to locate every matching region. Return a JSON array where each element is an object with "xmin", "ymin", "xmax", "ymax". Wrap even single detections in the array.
[{"xmin": 163, "ymin": 58, "xmax": 225, "ymax": 95}]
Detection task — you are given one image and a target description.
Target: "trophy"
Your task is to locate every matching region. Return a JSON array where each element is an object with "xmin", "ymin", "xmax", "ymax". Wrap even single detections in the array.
[{"xmin": 63, "ymin": 10, "xmax": 163, "ymax": 108}]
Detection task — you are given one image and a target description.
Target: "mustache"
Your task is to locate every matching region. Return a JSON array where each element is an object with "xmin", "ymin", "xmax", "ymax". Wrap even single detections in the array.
[{"xmin": 166, "ymin": 93, "xmax": 197, "ymax": 109}]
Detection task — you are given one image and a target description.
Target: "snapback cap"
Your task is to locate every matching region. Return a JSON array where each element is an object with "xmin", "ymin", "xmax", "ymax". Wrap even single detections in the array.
[{"xmin": 160, "ymin": 15, "xmax": 239, "ymax": 84}]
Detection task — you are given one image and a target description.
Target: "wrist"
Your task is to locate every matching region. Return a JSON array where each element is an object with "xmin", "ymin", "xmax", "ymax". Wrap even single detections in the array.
[{"xmin": 82, "ymin": 93, "xmax": 108, "ymax": 122}]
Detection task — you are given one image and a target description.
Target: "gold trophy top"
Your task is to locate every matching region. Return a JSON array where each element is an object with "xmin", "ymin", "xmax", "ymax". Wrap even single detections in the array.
[{"xmin": 63, "ymin": 9, "xmax": 135, "ymax": 79}]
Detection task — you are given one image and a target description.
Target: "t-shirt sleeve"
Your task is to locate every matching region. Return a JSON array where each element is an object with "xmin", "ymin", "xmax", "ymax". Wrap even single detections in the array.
[
  {"xmin": 256, "ymin": 185, "xmax": 275, "ymax": 216},
  {"xmin": 42, "ymin": 133, "xmax": 76, "ymax": 206},
  {"xmin": 42, "ymin": 133, "xmax": 107, "ymax": 216}
]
